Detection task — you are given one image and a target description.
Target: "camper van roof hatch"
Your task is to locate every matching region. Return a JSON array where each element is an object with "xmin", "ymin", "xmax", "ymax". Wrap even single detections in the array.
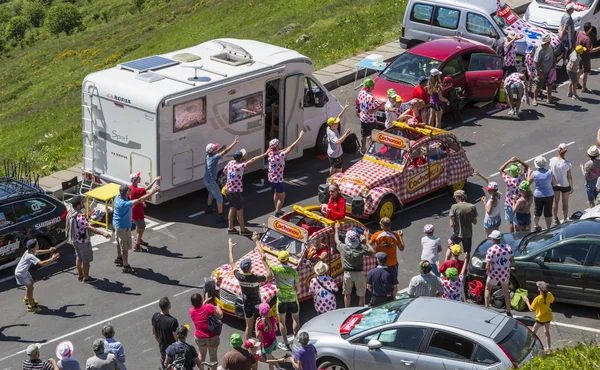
[
  {"xmin": 135, "ymin": 72, "xmax": 165, "ymax": 83},
  {"xmin": 210, "ymin": 40, "xmax": 253, "ymax": 66},
  {"xmin": 118, "ymin": 55, "xmax": 179, "ymax": 73}
]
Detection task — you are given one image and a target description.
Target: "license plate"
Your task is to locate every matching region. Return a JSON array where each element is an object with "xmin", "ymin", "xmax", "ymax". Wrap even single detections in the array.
[
  {"xmin": 376, "ymin": 111, "xmax": 385, "ymax": 118},
  {"xmin": 345, "ymin": 205, "xmax": 352, "ymax": 213},
  {"xmin": 215, "ymin": 298, "xmax": 235, "ymax": 314}
]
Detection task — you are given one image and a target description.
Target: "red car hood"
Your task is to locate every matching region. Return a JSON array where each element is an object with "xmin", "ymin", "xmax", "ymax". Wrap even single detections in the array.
[
  {"xmin": 334, "ymin": 158, "xmax": 400, "ymax": 197},
  {"xmin": 372, "ymin": 77, "xmax": 416, "ymax": 104}
]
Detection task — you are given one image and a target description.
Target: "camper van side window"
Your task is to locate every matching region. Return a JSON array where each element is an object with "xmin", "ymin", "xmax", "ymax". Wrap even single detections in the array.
[
  {"xmin": 173, "ymin": 97, "xmax": 207, "ymax": 133},
  {"xmin": 229, "ymin": 92, "xmax": 264, "ymax": 124}
]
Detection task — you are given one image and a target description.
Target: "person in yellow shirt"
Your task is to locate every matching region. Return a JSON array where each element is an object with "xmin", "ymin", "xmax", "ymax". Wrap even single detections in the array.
[{"xmin": 523, "ymin": 281, "xmax": 554, "ymax": 353}]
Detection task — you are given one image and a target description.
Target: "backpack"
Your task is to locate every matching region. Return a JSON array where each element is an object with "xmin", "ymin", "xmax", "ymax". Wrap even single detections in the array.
[
  {"xmin": 491, "ymin": 288, "xmax": 506, "ymax": 309},
  {"xmin": 511, "ymin": 288, "xmax": 529, "ymax": 311},
  {"xmin": 170, "ymin": 343, "xmax": 189, "ymax": 370},
  {"xmin": 467, "ymin": 280, "xmax": 484, "ymax": 304}
]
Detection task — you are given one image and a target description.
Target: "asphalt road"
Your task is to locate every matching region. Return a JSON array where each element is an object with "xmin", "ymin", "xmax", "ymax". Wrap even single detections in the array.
[{"xmin": 2, "ymin": 65, "xmax": 600, "ymax": 369}]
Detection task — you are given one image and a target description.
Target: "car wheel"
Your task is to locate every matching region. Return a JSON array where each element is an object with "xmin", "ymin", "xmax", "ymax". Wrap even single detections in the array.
[
  {"xmin": 318, "ymin": 359, "xmax": 348, "ymax": 370},
  {"xmin": 374, "ymin": 195, "xmax": 396, "ymax": 223},
  {"xmin": 216, "ymin": 170, "xmax": 227, "ymax": 189},
  {"xmin": 316, "ymin": 124, "xmax": 328, "ymax": 155},
  {"xmin": 509, "ymin": 276, "xmax": 520, "ymax": 293}
]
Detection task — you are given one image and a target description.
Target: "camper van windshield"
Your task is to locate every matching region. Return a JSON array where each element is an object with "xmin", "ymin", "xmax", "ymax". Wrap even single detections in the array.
[
  {"xmin": 261, "ymin": 229, "xmax": 306, "ymax": 260},
  {"xmin": 230, "ymin": 92, "xmax": 263, "ymax": 124},
  {"xmin": 174, "ymin": 97, "xmax": 207, "ymax": 132}
]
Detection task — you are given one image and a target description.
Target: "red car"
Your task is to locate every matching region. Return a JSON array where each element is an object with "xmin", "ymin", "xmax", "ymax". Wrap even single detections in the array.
[{"xmin": 358, "ymin": 37, "xmax": 504, "ymax": 123}]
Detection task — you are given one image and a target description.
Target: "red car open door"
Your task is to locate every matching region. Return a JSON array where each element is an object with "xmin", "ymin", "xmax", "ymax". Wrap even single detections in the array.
[{"xmin": 464, "ymin": 53, "xmax": 503, "ymax": 101}]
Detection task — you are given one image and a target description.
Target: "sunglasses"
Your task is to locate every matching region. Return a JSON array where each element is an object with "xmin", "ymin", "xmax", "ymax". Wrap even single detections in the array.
[{"xmin": 329, "ymin": 190, "xmax": 337, "ymax": 193}]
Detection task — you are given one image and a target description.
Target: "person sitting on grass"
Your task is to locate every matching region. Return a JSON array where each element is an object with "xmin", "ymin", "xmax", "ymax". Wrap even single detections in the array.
[{"xmin": 14, "ymin": 238, "xmax": 60, "ymax": 313}]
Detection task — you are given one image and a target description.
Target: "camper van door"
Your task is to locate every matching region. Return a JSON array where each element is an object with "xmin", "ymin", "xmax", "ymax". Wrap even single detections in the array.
[{"xmin": 284, "ymin": 74, "xmax": 304, "ymax": 160}]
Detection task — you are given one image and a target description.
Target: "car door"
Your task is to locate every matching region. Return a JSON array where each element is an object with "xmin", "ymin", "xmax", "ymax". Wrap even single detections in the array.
[
  {"xmin": 416, "ymin": 330, "xmax": 475, "ymax": 370},
  {"xmin": 463, "ymin": 12, "xmax": 500, "ymax": 49},
  {"xmin": 464, "ymin": 54, "xmax": 503, "ymax": 101},
  {"xmin": 440, "ymin": 56, "xmax": 466, "ymax": 98},
  {"xmin": 302, "ymin": 77, "xmax": 327, "ymax": 150},
  {"xmin": 583, "ymin": 244, "xmax": 600, "ymax": 306},
  {"xmin": 526, "ymin": 242, "xmax": 592, "ymax": 302},
  {"xmin": 352, "ymin": 326, "xmax": 428, "ymax": 370},
  {"xmin": 431, "ymin": 5, "xmax": 462, "ymax": 40},
  {"xmin": 0, "ymin": 203, "xmax": 24, "ymax": 267}
]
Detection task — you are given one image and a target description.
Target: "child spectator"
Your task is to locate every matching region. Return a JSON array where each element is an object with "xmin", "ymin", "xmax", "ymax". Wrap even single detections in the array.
[
  {"xmin": 439, "ymin": 244, "xmax": 464, "ymax": 276},
  {"xmin": 291, "ymin": 332, "xmax": 317, "ymax": 370},
  {"xmin": 309, "ymin": 262, "xmax": 338, "ymax": 314},
  {"xmin": 384, "ymin": 89, "xmax": 404, "ymax": 129},
  {"xmin": 255, "ymin": 303, "xmax": 277, "ymax": 370},
  {"xmin": 420, "ymin": 224, "xmax": 441, "ymax": 276},
  {"xmin": 441, "ymin": 261, "xmax": 468, "ymax": 302},
  {"xmin": 524, "ymin": 281, "xmax": 554, "ymax": 353}
]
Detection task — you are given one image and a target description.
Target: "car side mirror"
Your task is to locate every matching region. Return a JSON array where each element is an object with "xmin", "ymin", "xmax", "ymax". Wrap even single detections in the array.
[
  {"xmin": 534, "ymin": 256, "xmax": 545, "ymax": 268},
  {"xmin": 489, "ymin": 31, "xmax": 500, "ymax": 39},
  {"xmin": 314, "ymin": 90, "xmax": 327, "ymax": 108},
  {"xmin": 443, "ymin": 76, "xmax": 453, "ymax": 86},
  {"xmin": 367, "ymin": 339, "xmax": 383, "ymax": 352}
]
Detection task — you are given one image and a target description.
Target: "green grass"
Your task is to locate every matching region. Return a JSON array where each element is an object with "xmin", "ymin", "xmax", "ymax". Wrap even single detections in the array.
[
  {"xmin": 0, "ymin": 0, "xmax": 406, "ymax": 175},
  {"xmin": 519, "ymin": 342, "xmax": 600, "ymax": 369}
]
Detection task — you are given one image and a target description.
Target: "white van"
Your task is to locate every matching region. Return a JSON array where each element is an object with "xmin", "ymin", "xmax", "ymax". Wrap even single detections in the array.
[
  {"xmin": 401, "ymin": 0, "xmax": 562, "ymax": 64},
  {"xmin": 525, "ymin": 0, "xmax": 599, "ymax": 36},
  {"xmin": 81, "ymin": 39, "xmax": 343, "ymax": 204}
]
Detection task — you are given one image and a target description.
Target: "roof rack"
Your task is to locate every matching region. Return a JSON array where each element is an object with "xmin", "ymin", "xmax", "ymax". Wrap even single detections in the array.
[{"xmin": 0, "ymin": 177, "xmax": 44, "ymax": 202}]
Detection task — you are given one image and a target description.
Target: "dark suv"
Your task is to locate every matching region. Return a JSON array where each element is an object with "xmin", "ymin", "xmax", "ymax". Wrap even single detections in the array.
[{"xmin": 0, "ymin": 177, "xmax": 68, "ymax": 271}]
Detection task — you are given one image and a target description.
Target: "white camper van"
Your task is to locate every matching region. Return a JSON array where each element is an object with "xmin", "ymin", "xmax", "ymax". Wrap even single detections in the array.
[{"xmin": 81, "ymin": 39, "xmax": 344, "ymax": 204}]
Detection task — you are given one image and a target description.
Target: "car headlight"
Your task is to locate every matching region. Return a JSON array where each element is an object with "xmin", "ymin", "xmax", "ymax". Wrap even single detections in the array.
[
  {"xmin": 360, "ymin": 188, "xmax": 369, "ymax": 198},
  {"xmin": 471, "ymin": 256, "xmax": 483, "ymax": 269}
]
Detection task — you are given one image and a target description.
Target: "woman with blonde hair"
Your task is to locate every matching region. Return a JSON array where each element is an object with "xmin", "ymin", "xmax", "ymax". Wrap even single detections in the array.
[{"xmin": 427, "ymin": 69, "xmax": 449, "ymax": 128}]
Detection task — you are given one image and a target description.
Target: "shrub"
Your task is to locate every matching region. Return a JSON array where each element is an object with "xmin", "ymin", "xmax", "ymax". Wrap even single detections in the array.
[
  {"xmin": 45, "ymin": 2, "xmax": 82, "ymax": 35},
  {"xmin": 519, "ymin": 342, "xmax": 600, "ymax": 369},
  {"xmin": 5, "ymin": 15, "xmax": 30, "ymax": 46},
  {"xmin": 23, "ymin": 0, "xmax": 46, "ymax": 28},
  {"xmin": 132, "ymin": 0, "xmax": 144, "ymax": 12}
]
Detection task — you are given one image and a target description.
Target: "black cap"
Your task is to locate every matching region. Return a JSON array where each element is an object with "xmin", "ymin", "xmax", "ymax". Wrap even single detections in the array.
[{"xmin": 69, "ymin": 195, "xmax": 85, "ymax": 206}]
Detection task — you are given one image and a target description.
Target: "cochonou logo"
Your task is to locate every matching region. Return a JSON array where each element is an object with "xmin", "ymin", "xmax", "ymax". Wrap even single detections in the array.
[{"xmin": 107, "ymin": 94, "xmax": 132, "ymax": 104}]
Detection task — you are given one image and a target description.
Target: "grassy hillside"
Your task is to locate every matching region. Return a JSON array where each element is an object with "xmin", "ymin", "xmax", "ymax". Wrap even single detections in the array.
[
  {"xmin": 519, "ymin": 342, "xmax": 600, "ymax": 369},
  {"xmin": 0, "ymin": 0, "xmax": 405, "ymax": 175}
]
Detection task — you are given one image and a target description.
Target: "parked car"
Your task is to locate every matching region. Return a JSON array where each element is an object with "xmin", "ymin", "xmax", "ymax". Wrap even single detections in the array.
[
  {"xmin": 294, "ymin": 297, "xmax": 544, "ymax": 370},
  {"xmin": 0, "ymin": 177, "xmax": 68, "ymax": 271},
  {"xmin": 365, "ymin": 38, "xmax": 504, "ymax": 123},
  {"xmin": 318, "ymin": 123, "xmax": 473, "ymax": 221},
  {"xmin": 401, "ymin": 0, "xmax": 562, "ymax": 65},
  {"xmin": 525, "ymin": 0, "xmax": 599, "ymax": 39},
  {"xmin": 211, "ymin": 205, "xmax": 376, "ymax": 317},
  {"xmin": 467, "ymin": 218, "xmax": 600, "ymax": 308}
]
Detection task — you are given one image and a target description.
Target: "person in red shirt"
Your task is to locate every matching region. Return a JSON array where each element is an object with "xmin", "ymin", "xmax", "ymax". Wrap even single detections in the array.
[
  {"xmin": 575, "ymin": 23, "xmax": 600, "ymax": 93},
  {"xmin": 412, "ymin": 76, "xmax": 430, "ymax": 122},
  {"xmin": 439, "ymin": 244, "xmax": 464, "ymax": 276},
  {"xmin": 321, "ymin": 184, "xmax": 346, "ymax": 221},
  {"xmin": 129, "ymin": 171, "xmax": 162, "ymax": 251}
]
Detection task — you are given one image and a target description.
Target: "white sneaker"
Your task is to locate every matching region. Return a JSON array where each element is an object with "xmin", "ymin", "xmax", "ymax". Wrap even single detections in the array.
[{"xmin": 507, "ymin": 109, "xmax": 514, "ymax": 115}]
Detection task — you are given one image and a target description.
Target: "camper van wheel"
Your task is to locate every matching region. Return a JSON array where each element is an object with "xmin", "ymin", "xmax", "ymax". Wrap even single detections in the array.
[
  {"xmin": 216, "ymin": 170, "xmax": 227, "ymax": 188},
  {"xmin": 316, "ymin": 124, "xmax": 328, "ymax": 155}
]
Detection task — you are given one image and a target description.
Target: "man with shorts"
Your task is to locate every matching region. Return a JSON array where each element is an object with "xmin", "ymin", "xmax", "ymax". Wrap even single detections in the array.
[
  {"xmin": 499, "ymin": 157, "xmax": 528, "ymax": 232},
  {"xmin": 335, "ymin": 223, "xmax": 375, "ymax": 308},
  {"xmin": 484, "ymin": 230, "xmax": 515, "ymax": 316},
  {"xmin": 326, "ymin": 102, "xmax": 351, "ymax": 176},
  {"xmin": 67, "ymin": 195, "xmax": 110, "ymax": 282},
  {"xmin": 576, "ymin": 23, "xmax": 600, "ymax": 93},
  {"xmin": 369, "ymin": 217, "xmax": 404, "ymax": 298},
  {"xmin": 265, "ymin": 250, "xmax": 300, "ymax": 351},
  {"xmin": 204, "ymin": 136, "xmax": 239, "ymax": 222},
  {"xmin": 503, "ymin": 73, "xmax": 526, "ymax": 118},
  {"xmin": 533, "ymin": 34, "xmax": 555, "ymax": 106},
  {"xmin": 357, "ymin": 78, "xmax": 385, "ymax": 153},
  {"xmin": 229, "ymin": 235, "xmax": 271, "ymax": 340},
  {"xmin": 224, "ymin": 149, "xmax": 268, "ymax": 235},
  {"xmin": 113, "ymin": 184, "xmax": 159, "ymax": 274},
  {"xmin": 559, "ymin": 3, "xmax": 576, "ymax": 65},
  {"xmin": 267, "ymin": 131, "xmax": 304, "ymax": 217},
  {"xmin": 129, "ymin": 171, "xmax": 161, "ymax": 251},
  {"xmin": 449, "ymin": 190, "xmax": 478, "ymax": 263}
]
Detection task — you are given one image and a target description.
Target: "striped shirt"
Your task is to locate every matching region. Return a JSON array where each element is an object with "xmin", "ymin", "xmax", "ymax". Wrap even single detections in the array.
[
  {"xmin": 22, "ymin": 359, "xmax": 54, "ymax": 370},
  {"xmin": 408, "ymin": 273, "xmax": 443, "ymax": 298}
]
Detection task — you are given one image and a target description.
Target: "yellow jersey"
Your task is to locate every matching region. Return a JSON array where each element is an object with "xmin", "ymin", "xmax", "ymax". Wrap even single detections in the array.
[{"xmin": 530, "ymin": 292, "xmax": 554, "ymax": 323}]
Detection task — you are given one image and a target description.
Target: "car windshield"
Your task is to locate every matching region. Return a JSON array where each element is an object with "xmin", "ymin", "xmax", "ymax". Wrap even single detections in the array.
[
  {"xmin": 563, "ymin": 219, "xmax": 600, "ymax": 238},
  {"xmin": 520, "ymin": 224, "xmax": 568, "ymax": 254},
  {"xmin": 498, "ymin": 321, "xmax": 537, "ymax": 364},
  {"xmin": 347, "ymin": 298, "xmax": 413, "ymax": 337},
  {"xmin": 380, "ymin": 53, "xmax": 441, "ymax": 86},
  {"xmin": 260, "ymin": 229, "xmax": 306, "ymax": 259},
  {"xmin": 367, "ymin": 142, "xmax": 407, "ymax": 164},
  {"xmin": 536, "ymin": 0, "xmax": 593, "ymax": 8}
]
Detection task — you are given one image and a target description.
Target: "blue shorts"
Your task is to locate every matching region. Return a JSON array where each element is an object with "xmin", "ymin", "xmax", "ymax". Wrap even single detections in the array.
[
  {"xmin": 504, "ymin": 205, "xmax": 514, "ymax": 222},
  {"xmin": 204, "ymin": 179, "xmax": 223, "ymax": 203},
  {"xmin": 484, "ymin": 215, "xmax": 501, "ymax": 230},
  {"xmin": 514, "ymin": 212, "xmax": 531, "ymax": 226},
  {"xmin": 271, "ymin": 182, "xmax": 285, "ymax": 193},
  {"xmin": 585, "ymin": 180, "xmax": 598, "ymax": 202}
]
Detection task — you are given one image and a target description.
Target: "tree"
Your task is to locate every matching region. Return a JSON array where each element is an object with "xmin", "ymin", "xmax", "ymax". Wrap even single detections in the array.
[
  {"xmin": 45, "ymin": 2, "xmax": 81, "ymax": 35},
  {"xmin": 5, "ymin": 15, "xmax": 30, "ymax": 46},
  {"xmin": 23, "ymin": 1, "xmax": 46, "ymax": 28}
]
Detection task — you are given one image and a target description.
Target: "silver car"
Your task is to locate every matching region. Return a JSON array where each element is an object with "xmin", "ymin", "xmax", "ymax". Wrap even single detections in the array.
[{"xmin": 293, "ymin": 297, "xmax": 543, "ymax": 370}]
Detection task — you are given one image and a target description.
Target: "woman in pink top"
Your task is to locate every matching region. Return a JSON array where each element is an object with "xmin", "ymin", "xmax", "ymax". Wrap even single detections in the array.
[
  {"xmin": 189, "ymin": 293, "xmax": 223, "ymax": 370},
  {"xmin": 255, "ymin": 303, "xmax": 278, "ymax": 370}
]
